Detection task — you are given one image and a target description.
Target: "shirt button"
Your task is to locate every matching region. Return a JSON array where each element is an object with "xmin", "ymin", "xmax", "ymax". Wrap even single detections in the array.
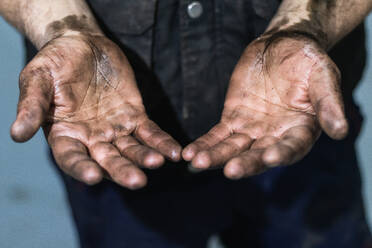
[{"xmin": 187, "ymin": 1, "xmax": 203, "ymax": 19}]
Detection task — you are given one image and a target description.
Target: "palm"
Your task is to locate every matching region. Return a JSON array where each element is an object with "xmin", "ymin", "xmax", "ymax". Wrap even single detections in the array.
[
  {"xmin": 223, "ymin": 38, "xmax": 320, "ymax": 141},
  {"xmin": 183, "ymin": 37, "xmax": 348, "ymax": 179},
  {"xmin": 12, "ymin": 35, "xmax": 181, "ymax": 189},
  {"xmin": 44, "ymin": 36, "xmax": 147, "ymax": 143}
]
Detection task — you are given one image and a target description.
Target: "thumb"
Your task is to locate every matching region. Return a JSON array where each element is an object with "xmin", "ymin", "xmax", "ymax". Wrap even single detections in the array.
[
  {"xmin": 308, "ymin": 60, "xmax": 348, "ymax": 140},
  {"xmin": 11, "ymin": 68, "xmax": 53, "ymax": 142}
]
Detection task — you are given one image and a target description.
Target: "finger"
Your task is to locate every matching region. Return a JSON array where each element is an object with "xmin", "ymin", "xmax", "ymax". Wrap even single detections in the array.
[
  {"xmin": 191, "ymin": 133, "xmax": 253, "ymax": 169},
  {"xmin": 262, "ymin": 125, "xmax": 319, "ymax": 167},
  {"xmin": 89, "ymin": 142, "xmax": 147, "ymax": 189},
  {"xmin": 50, "ymin": 136, "xmax": 103, "ymax": 185},
  {"xmin": 114, "ymin": 136, "xmax": 164, "ymax": 169},
  {"xmin": 309, "ymin": 61, "xmax": 348, "ymax": 140},
  {"xmin": 224, "ymin": 149, "xmax": 267, "ymax": 180},
  {"xmin": 182, "ymin": 122, "xmax": 231, "ymax": 161},
  {"xmin": 250, "ymin": 136, "xmax": 279, "ymax": 149},
  {"xmin": 11, "ymin": 68, "xmax": 53, "ymax": 142},
  {"xmin": 135, "ymin": 120, "xmax": 182, "ymax": 161}
]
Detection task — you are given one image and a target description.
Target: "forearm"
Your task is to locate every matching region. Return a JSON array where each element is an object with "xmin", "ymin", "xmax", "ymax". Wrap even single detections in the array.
[
  {"xmin": 264, "ymin": 0, "xmax": 372, "ymax": 50},
  {"xmin": 0, "ymin": 0, "xmax": 102, "ymax": 49}
]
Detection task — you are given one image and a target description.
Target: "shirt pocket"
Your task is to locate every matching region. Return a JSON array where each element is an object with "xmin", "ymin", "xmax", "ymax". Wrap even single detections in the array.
[{"xmin": 88, "ymin": 0, "xmax": 157, "ymax": 66}]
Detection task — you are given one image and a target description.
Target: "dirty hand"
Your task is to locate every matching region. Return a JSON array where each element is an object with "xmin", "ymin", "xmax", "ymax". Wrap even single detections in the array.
[
  {"xmin": 11, "ymin": 34, "xmax": 181, "ymax": 189},
  {"xmin": 183, "ymin": 34, "xmax": 348, "ymax": 179}
]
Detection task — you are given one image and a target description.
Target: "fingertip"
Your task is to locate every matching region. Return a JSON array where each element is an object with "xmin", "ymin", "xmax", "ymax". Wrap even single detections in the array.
[
  {"xmin": 224, "ymin": 159, "xmax": 244, "ymax": 180},
  {"xmin": 10, "ymin": 121, "xmax": 34, "ymax": 143},
  {"xmin": 170, "ymin": 146, "xmax": 182, "ymax": 162},
  {"xmin": 262, "ymin": 147, "xmax": 282, "ymax": 167},
  {"xmin": 83, "ymin": 168, "xmax": 103, "ymax": 185},
  {"xmin": 315, "ymin": 96, "xmax": 349, "ymax": 140},
  {"xmin": 182, "ymin": 146, "xmax": 196, "ymax": 161},
  {"xmin": 143, "ymin": 153, "xmax": 164, "ymax": 169},
  {"xmin": 10, "ymin": 122, "xmax": 24, "ymax": 142},
  {"xmin": 324, "ymin": 118, "xmax": 349, "ymax": 140},
  {"xmin": 126, "ymin": 172, "xmax": 147, "ymax": 190},
  {"xmin": 191, "ymin": 151, "xmax": 211, "ymax": 169},
  {"xmin": 11, "ymin": 107, "xmax": 44, "ymax": 142}
]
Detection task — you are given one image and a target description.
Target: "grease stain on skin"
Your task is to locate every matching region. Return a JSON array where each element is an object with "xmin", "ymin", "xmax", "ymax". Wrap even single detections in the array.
[
  {"xmin": 264, "ymin": 0, "xmax": 350, "ymax": 50},
  {"xmin": 46, "ymin": 15, "xmax": 97, "ymax": 39},
  {"xmin": 114, "ymin": 124, "xmax": 126, "ymax": 133}
]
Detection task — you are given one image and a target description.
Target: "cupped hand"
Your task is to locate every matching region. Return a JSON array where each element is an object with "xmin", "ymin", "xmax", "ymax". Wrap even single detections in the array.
[
  {"xmin": 183, "ymin": 34, "xmax": 348, "ymax": 179},
  {"xmin": 11, "ymin": 34, "xmax": 181, "ymax": 189}
]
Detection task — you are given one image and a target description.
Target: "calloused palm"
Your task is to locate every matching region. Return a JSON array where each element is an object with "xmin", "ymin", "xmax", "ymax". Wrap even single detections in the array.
[
  {"xmin": 183, "ymin": 36, "xmax": 348, "ymax": 179},
  {"xmin": 11, "ymin": 34, "xmax": 181, "ymax": 189}
]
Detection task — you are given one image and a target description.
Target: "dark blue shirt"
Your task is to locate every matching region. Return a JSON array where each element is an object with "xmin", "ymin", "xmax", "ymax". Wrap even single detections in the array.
[{"xmin": 24, "ymin": 1, "xmax": 370, "ymax": 247}]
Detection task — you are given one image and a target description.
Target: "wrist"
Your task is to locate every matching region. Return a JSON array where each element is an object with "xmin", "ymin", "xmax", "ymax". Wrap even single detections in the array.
[
  {"xmin": 263, "ymin": 0, "xmax": 372, "ymax": 52},
  {"xmin": 34, "ymin": 15, "xmax": 103, "ymax": 49},
  {"xmin": 262, "ymin": 25, "xmax": 329, "ymax": 51},
  {"xmin": 258, "ymin": 29, "xmax": 327, "ymax": 55}
]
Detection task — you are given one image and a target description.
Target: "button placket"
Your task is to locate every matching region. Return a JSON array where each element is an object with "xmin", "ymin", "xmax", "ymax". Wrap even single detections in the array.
[{"xmin": 179, "ymin": 0, "xmax": 217, "ymax": 138}]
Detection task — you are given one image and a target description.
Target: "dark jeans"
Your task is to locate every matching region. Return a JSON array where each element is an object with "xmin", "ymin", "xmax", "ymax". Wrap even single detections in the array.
[{"xmin": 53, "ymin": 131, "xmax": 371, "ymax": 248}]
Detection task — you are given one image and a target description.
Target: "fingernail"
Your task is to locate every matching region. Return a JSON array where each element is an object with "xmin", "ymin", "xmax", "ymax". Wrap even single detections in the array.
[
  {"xmin": 182, "ymin": 149, "xmax": 194, "ymax": 161},
  {"xmin": 170, "ymin": 148, "xmax": 181, "ymax": 161},
  {"xmin": 171, "ymin": 150, "xmax": 178, "ymax": 159}
]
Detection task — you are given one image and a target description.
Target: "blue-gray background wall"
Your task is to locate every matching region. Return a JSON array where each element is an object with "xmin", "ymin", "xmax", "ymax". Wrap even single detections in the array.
[{"xmin": 0, "ymin": 14, "xmax": 372, "ymax": 248}]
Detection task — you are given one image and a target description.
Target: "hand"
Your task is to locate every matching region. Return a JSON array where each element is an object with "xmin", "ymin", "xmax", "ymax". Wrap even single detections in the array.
[
  {"xmin": 183, "ymin": 34, "xmax": 348, "ymax": 179},
  {"xmin": 11, "ymin": 34, "xmax": 181, "ymax": 189}
]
